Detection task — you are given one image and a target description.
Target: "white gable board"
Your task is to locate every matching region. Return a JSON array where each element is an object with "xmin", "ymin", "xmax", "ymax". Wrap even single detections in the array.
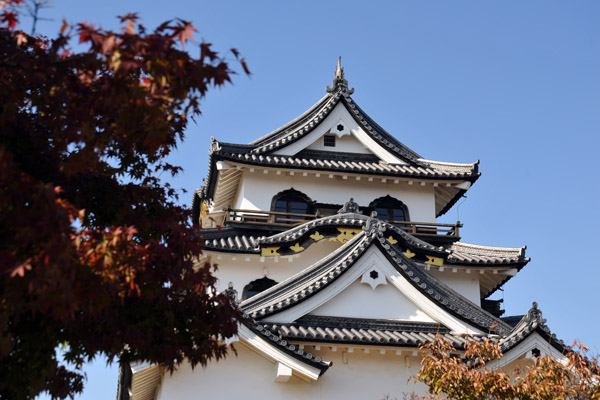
[{"xmin": 273, "ymin": 103, "xmax": 407, "ymax": 164}]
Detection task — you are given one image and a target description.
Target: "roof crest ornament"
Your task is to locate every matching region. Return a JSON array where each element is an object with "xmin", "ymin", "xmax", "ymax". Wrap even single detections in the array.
[
  {"xmin": 326, "ymin": 56, "xmax": 355, "ymax": 95},
  {"xmin": 337, "ymin": 197, "xmax": 361, "ymax": 214},
  {"xmin": 209, "ymin": 136, "xmax": 221, "ymax": 154},
  {"xmin": 363, "ymin": 211, "xmax": 387, "ymax": 238},
  {"xmin": 523, "ymin": 301, "xmax": 546, "ymax": 325}
]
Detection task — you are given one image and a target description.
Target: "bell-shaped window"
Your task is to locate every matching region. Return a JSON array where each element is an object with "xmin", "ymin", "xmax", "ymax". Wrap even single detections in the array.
[
  {"xmin": 242, "ymin": 277, "xmax": 278, "ymax": 300},
  {"xmin": 369, "ymin": 195, "xmax": 409, "ymax": 225},
  {"xmin": 271, "ymin": 188, "xmax": 314, "ymax": 224}
]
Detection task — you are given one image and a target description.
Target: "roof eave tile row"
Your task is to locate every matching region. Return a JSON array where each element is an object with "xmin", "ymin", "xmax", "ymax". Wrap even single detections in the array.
[
  {"xmin": 267, "ymin": 321, "xmax": 466, "ymax": 348},
  {"xmin": 211, "ymin": 150, "xmax": 479, "ymax": 180}
]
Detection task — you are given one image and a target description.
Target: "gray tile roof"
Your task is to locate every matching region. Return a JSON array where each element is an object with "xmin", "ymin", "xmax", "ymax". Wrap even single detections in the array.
[
  {"xmin": 263, "ymin": 315, "xmax": 468, "ymax": 348},
  {"xmin": 240, "ymin": 216, "xmax": 512, "ymax": 336},
  {"xmin": 214, "ymin": 149, "xmax": 478, "ymax": 180}
]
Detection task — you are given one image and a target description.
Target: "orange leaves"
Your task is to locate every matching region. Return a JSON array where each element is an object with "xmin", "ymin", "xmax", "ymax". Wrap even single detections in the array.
[
  {"xmin": 415, "ymin": 335, "xmax": 600, "ymax": 400},
  {"xmin": 74, "ymin": 225, "xmax": 146, "ymax": 297},
  {"xmin": 174, "ymin": 19, "xmax": 197, "ymax": 47}
]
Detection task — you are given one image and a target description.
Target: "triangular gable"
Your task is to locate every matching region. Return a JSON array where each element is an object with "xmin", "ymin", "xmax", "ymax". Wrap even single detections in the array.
[
  {"xmin": 272, "ymin": 102, "xmax": 407, "ymax": 164},
  {"xmin": 243, "ymin": 219, "xmax": 510, "ymax": 336},
  {"xmin": 256, "ymin": 244, "xmax": 481, "ymax": 334}
]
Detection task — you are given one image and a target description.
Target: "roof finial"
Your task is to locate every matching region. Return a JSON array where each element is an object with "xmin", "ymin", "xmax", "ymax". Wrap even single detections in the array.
[
  {"xmin": 335, "ymin": 56, "xmax": 344, "ymax": 79},
  {"xmin": 326, "ymin": 56, "xmax": 354, "ymax": 95}
]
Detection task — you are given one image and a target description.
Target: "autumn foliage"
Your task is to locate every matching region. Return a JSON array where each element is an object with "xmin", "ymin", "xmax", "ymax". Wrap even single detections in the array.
[
  {"xmin": 0, "ymin": 2, "xmax": 247, "ymax": 399},
  {"xmin": 413, "ymin": 335, "xmax": 600, "ymax": 400}
]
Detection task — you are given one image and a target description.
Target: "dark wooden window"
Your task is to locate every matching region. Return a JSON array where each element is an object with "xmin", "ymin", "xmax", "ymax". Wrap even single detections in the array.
[
  {"xmin": 242, "ymin": 277, "xmax": 278, "ymax": 300},
  {"xmin": 369, "ymin": 195, "xmax": 409, "ymax": 226},
  {"xmin": 271, "ymin": 188, "xmax": 313, "ymax": 223},
  {"xmin": 324, "ymin": 135, "xmax": 336, "ymax": 147}
]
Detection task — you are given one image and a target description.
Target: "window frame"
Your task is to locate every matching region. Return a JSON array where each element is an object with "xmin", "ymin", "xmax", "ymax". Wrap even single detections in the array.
[
  {"xmin": 368, "ymin": 195, "xmax": 410, "ymax": 225},
  {"xmin": 271, "ymin": 188, "xmax": 314, "ymax": 222}
]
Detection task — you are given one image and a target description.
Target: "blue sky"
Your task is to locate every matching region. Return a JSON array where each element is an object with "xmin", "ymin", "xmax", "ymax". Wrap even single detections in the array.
[{"xmin": 32, "ymin": 1, "xmax": 600, "ymax": 399}]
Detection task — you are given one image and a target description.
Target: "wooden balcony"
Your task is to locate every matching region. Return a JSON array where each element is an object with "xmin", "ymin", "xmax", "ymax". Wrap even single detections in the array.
[{"xmin": 223, "ymin": 208, "xmax": 462, "ymax": 241}]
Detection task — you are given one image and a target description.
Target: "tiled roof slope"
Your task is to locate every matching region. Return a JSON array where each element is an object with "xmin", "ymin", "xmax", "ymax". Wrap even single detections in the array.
[
  {"xmin": 200, "ymin": 227, "xmax": 259, "ymax": 253},
  {"xmin": 245, "ymin": 320, "xmax": 332, "ymax": 374},
  {"xmin": 446, "ymin": 242, "xmax": 529, "ymax": 266},
  {"xmin": 264, "ymin": 315, "xmax": 468, "ymax": 348},
  {"xmin": 240, "ymin": 216, "xmax": 512, "ymax": 336}
]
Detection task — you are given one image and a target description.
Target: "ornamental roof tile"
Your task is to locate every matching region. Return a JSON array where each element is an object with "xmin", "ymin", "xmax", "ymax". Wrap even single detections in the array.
[{"xmin": 258, "ymin": 213, "xmax": 446, "ymax": 254}]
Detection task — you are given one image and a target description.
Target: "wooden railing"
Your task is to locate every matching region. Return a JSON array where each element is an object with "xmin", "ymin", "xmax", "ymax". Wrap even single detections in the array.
[
  {"xmin": 223, "ymin": 208, "xmax": 461, "ymax": 237},
  {"xmin": 224, "ymin": 208, "xmax": 318, "ymax": 227},
  {"xmin": 392, "ymin": 221, "xmax": 461, "ymax": 237}
]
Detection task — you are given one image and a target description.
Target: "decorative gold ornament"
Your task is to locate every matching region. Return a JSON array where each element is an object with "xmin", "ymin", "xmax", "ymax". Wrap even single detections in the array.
[
  {"xmin": 387, "ymin": 236, "xmax": 398, "ymax": 244},
  {"xmin": 289, "ymin": 243, "xmax": 305, "ymax": 253},
  {"xmin": 402, "ymin": 249, "xmax": 416, "ymax": 259},
  {"xmin": 329, "ymin": 228, "xmax": 362, "ymax": 243},
  {"xmin": 261, "ymin": 247, "xmax": 281, "ymax": 257},
  {"xmin": 200, "ymin": 200, "xmax": 208, "ymax": 221},
  {"xmin": 425, "ymin": 256, "xmax": 444, "ymax": 267},
  {"xmin": 310, "ymin": 231, "xmax": 325, "ymax": 241}
]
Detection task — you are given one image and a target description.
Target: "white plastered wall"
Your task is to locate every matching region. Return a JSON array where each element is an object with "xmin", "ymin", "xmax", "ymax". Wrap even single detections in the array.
[
  {"xmin": 306, "ymin": 133, "xmax": 371, "ymax": 153},
  {"xmin": 429, "ymin": 269, "xmax": 481, "ymax": 306},
  {"xmin": 158, "ymin": 344, "xmax": 428, "ymax": 400},
  {"xmin": 208, "ymin": 240, "xmax": 342, "ymax": 294},
  {"xmin": 310, "ymin": 279, "xmax": 436, "ymax": 322},
  {"xmin": 233, "ymin": 170, "xmax": 436, "ymax": 223}
]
